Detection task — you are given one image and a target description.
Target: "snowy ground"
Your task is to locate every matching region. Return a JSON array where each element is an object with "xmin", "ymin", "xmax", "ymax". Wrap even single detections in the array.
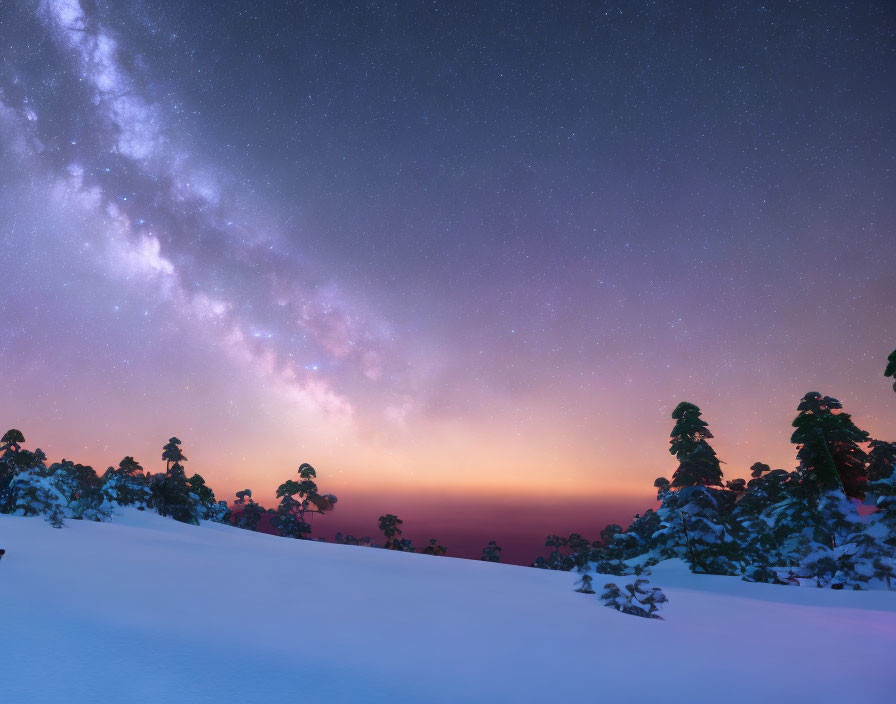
[{"xmin": 2, "ymin": 510, "xmax": 895, "ymax": 703}]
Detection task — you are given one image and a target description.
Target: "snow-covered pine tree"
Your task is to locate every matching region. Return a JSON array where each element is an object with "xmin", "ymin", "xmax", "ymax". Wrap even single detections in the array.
[
  {"xmin": 794, "ymin": 489, "xmax": 896, "ymax": 590},
  {"xmin": 150, "ymin": 463, "xmax": 199, "ymax": 525},
  {"xmin": 207, "ymin": 500, "xmax": 231, "ymax": 523},
  {"xmin": 731, "ymin": 463, "xmax": 804, "ymax": 576},
  {"xmin": 186, "ymin": 473, "xmax": 221, "ymax": 521},
  {"xmin": 100, "ymin": 456, "xmax": 151, "ymax": 510},
  {"xmin": 532, "ymin": 533, "xmax": 598, "ymax": 571},
  {"xmin": 652, "ymin": 403, "xmax": 742, "ymax": 574},
  {"xmin": 758, "ymin": 469, "xmax": 827, "ymax": 571},
  {"xmin": 0, "ymin": 432, "xmax": 49, "ymax": 514},
  {"xmin": 600, "ymin": 578, "xmax": 667, "ymax": 619},
  {"xmin": 741, "ymin": 552, "xmax": 788, "ymax": 585},
  {"xmin": 616, "ymin": 510, "xmax": 662, "ymax": 561},
  {"xmin": 150, "ymin": 438, "xmax": 199, "ymax": 525},
  {"xmin": 629, "ymin": 579, "xmax": 668, "ymax": 619},
  {"xmin": 40, "ymin": 460, "xmax": 112, "ymax": 522},
  {"xmin": 868, "ymin": 470, "xmax": 896, "ymax": 549},
  {"xmin": 7, "ymin": 472, "xmax": 67, "ymax": 517},
  {"xmin": 599, "ymin": 582, "xmax": 626, "ymax": 611},
  {"xmin": 653, "ymin": 485, "xmax": 743, "ymax": 575}
]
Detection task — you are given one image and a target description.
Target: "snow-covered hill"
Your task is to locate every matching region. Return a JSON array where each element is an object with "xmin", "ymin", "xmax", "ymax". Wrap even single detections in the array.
[{"xmin": 2, "ymin": 510, "xmax": 895, "ymax": 703}]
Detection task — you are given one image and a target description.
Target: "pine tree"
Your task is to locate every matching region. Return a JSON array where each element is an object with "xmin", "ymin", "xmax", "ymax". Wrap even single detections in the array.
[
  {"xmin": 232, "ymin": 490, "xmax": 265, "ymax": 531},
  {"xmin": 869, "ymin": 470, "xmax": 896, "ymax": 550},
  {"xmin": 272, "ymin": 463, "xmax": 337, "ymax": 540},
  {"xmin": 742, "ymin": 553, "xmax": 787, "ymax": 585},
  {"xmin": 150, "ymin": 437, "xmax": 198, "ymax": 525},
  {"xmin": 605, "ymin": 511, "xmax": 660, "ymax": 564},
  {"xmin": 101, "ymin": 456, "xmax": 150, "ymax": 509},
  {"xmin": 763, "ymin": 478, "xmax": 825, "ymax": 568},
  {"xmin": 46, "ymin": 460, "xmax": 110, "ymax": 521},
  {"xmin": 7, "ymin": 472, "xmax": 67, "ymax": 517},
  {"xmin": 668, "ymin": 402, "xmax": 723, "ymax": 488},
  {"xmin": 732, "ymin": 464, "xmax": 796, "ymax": 571},
  {"xmin": 1, "ymin": 429, "xmax": 25, "ymax": 454},
  {"xmin": 161, "ymin": 437, "xmax": 187, "ymax": 470},
  {"xmin": 790, "ymin": 392, "xmax": 869, "ymax": 499},
  {"xmin": 480, "ymin": 540, "xmax": 502, "ymax": 562},
  {"xmin": 866, "ymin": 440, "xmax": 896, "ymax": 482},
  {"xmin": 422, "ymin": 538, "xmax": 447, "ymax": 556},
  {"xmin": 789, "ymin": 489, "xmax": 896, "ymax": 590},
  {"xmin": 652, "ymin": 403, "xmax": 739, "ymax": 573},
  {"xmin": 885, "ymin": 349, "xmax": 896, "ymax": 392},
  {"xmin": 378, "ymin": 514, "xmax": 413, "ymax": 550},
  {"xmin": 674, "ymin": 443, "xmax": 724, "ymax": 489},
  {"xmin": 187, "ymin": 473, "xmax": 220, "ymax": 520},
  {"xmin": 542, "ymin": 534, "xmax": 569, "ymax": 569},
  {"xmin": 669, "ymin": 402, "xmax": 711, "ymax": 459},
  {"xmin": 0, "ymin": 433, "xmax": 40, "ymax": 511}
]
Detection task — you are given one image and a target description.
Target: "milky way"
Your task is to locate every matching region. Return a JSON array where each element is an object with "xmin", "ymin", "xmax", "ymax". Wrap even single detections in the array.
[{"xmin": 0, "ymin": 1, "xmax": 894, "ymax": 558}]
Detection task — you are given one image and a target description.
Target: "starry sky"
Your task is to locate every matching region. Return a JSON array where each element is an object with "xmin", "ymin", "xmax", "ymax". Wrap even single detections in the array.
[{"xmin": 1, "ymin": 1, "xmax": 894, "ymax": 562}]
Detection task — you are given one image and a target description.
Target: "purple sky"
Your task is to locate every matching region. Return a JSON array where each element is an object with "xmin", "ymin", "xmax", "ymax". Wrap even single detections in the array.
[{"xmin": 0, "ymin": 1, "xmax": 894, "ymax": 562}]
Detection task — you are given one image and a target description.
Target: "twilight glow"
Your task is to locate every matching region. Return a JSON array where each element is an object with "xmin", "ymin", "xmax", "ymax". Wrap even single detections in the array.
[{"xmin": 0, "ymin": 1, "xmax": 894, "ymax": 561}]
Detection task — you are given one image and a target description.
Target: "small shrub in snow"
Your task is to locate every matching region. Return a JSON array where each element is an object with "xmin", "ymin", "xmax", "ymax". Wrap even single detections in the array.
[
  {"xmin": 574, "ymin": 574, "xmax": 595, "ymax": 594},
  {"xmin": 600, "ymin": 578, "xmax": 667, "ymax": 619},
  {"xmin": 422, "ymin": 539, "xmax": 447, "ymax": 556},
  {"xmin": 335, "ymin": 533, "xmax": 373, "ymax": 546},
  {"xmin": 742, "ymin": 555, "xmax": 788, "ymax": 585},
  {"xmin": 46, "ymin": 504, "xmax": 65, "ymax": 529}
]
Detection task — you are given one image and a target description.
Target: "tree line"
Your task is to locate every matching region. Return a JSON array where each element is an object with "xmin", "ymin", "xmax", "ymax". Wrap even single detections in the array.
[
  {"xmin": 0, "ymin": 433, "xmax": 502, "ymax": 560},
  {"xmin": 531, "ymin": 348, "xmax": 896, "ymax": 590},
  {"xmin": 2, "ymin": 346, "xmax": 894, "ymax": 582}
]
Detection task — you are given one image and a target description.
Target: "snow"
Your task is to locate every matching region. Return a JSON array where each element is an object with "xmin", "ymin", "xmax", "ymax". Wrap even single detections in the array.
[{"xmin": 2, "ymin": 510, "xmax": 895, "ymax": 703}]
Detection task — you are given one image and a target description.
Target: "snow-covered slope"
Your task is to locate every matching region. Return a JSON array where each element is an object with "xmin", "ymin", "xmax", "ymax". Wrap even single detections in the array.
[{"xmin": 2, "ymin": 510, "xmax": 895, "ymax": 703}]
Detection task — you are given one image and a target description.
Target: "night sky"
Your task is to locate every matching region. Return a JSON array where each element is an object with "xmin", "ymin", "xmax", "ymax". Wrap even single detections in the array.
[{"xmin": 1, "ymin": 1, "xmax": 894, "ymax": 562}]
